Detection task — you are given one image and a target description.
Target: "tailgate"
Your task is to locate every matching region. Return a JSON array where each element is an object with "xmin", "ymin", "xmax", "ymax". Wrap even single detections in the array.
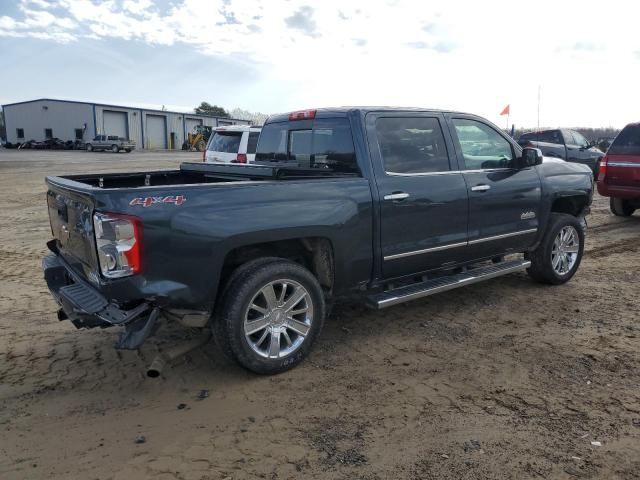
[
  {"xmin": 606, "ymin": 154, "xmax": 640, "ymax": 187},
  {"xmin": 46, "ymin": 181, "xmax": 99, "ymax": 274}
]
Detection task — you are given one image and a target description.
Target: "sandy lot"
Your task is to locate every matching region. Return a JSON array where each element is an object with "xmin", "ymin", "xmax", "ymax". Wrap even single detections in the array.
[{"xmin": 0, "ymin": 149, "xmax": 638, "ymax": 480}]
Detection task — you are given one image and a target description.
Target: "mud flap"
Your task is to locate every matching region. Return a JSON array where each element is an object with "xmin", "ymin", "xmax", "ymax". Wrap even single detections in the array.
[{"xmin": 115, "ymin": 307, "xmax": 161, "ymax": 350}]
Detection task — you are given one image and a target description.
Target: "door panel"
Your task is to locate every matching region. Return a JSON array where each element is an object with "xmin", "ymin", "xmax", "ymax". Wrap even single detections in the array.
[
  {"xmin": 366, "ymin": 113, "xmax": 469, "ymax": 279},
  {"xmin": 463, "ymin": 169, "xmax": 541, "ymax": 258},
  {"xmin": 449, "ymin": 116, "xmax": 542, "ymax": 259}
]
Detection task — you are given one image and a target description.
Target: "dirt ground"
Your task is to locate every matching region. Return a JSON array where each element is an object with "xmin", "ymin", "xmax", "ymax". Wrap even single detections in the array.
[{"xmin": 0, "ymin": 149, "xmax": 638, "ymax": 480}]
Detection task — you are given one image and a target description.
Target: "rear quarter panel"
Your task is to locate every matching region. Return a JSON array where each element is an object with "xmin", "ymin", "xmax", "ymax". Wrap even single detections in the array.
[{"xmin": 100, "ymin": 178, "xmax": 374, "ymax": 310}]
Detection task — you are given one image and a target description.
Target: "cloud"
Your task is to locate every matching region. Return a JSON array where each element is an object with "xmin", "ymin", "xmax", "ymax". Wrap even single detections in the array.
[
  {"xmin": 352, "ymin": 38, "xmax": 367, "ymax": 47},
  {"xmin": 284, "ymin": 6, "xmax": 319, "ymax": 38},
  {"xmin": 406, "ymin": 40, "xmax": 456, "ymax": 53}
]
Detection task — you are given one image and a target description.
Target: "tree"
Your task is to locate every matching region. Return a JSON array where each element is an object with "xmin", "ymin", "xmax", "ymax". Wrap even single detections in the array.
[
  {"xmin": 228, "ymin": 108, "xmax": 269, "ymax": 126},
  {"xmin": 194, "ymin": 102, "xmax": 229, "ymax": 118}
]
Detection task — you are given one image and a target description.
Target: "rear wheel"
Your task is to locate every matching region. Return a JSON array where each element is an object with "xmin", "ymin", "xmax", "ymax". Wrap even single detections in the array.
[
  {"xmin": 610, "ymin": 197, "xmax": 635, "ymax": 217},
  {"xmin": 527, "ymin": 213, "xmax": 584, "ymax": 285},
  {"xmin": 111, "ymin": 144, "xmax": 119, "ymax": 153},
  {"xmin": 214, "ymin": 259, "xmax": 325, "ymax": 374},
  {"xmin": 86, "ymin": 143, "xmax": 93, "ymax": 152}
]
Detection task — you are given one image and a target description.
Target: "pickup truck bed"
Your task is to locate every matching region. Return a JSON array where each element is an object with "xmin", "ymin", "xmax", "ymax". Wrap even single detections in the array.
[{"xmin": 43, "ymin": 107, "xmax": 593, "ymax": 375}]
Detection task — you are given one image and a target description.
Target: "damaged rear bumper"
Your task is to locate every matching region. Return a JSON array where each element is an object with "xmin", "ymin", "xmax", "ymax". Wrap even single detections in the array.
[{"xmin": 42, "ymin": 254, "xmax": 159, "ymax": 349}]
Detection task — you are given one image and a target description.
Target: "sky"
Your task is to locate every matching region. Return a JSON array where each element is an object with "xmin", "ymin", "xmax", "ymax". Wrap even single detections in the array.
[{"xmin": 0, "ymin": 0, "xmax": 639, "ymax": 128}]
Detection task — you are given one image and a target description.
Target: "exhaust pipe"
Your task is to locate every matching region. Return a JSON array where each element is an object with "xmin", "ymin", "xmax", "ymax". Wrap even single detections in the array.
[{"xmin": 147, "ymin": 330, "xmax": 212, "ymax": 378}]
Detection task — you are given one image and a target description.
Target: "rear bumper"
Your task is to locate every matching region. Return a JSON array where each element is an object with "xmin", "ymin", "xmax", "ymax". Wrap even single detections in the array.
[
  {"xmin": 43, "ymin": 254, "xmax": 159, "ymax": 349},
  {"xmin": 596, "ymin": 182, "xmax": 640, "ymax": 199}
]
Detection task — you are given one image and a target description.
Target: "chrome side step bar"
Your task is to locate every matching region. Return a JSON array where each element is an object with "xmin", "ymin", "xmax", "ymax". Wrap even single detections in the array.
[{"xmin": 367, "ymin": 259, "xmax": 531, "ymax": 309}]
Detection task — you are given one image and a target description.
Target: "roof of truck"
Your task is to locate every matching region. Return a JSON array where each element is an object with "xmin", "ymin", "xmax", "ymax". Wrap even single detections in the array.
[{"xmin": 266, "ymin": 106, "xmax": 468, "ymax": 123}]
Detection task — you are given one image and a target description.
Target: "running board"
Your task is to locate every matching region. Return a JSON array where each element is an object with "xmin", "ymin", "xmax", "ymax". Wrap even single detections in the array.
[{"xmin": 367, "ymin": 259, "xmax": 531, "ymax": 309}]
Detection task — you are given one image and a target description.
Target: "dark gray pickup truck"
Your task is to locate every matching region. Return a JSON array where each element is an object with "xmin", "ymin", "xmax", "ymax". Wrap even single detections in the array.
[
  {"xmin": 43, "ymin": 108, "xmax": 593, "ymax": 375},
  {"xmin": 518, "ymin": 129, "xmax": 603, "ymax": 177}
]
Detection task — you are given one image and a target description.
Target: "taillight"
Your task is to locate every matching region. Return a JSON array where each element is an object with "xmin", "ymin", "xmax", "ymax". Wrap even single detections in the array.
[
  {"xmin": 202, "ymin": 150, "xmax": 206, "ymax": 162},
  {"xmin": 236, "ymin": 153, "xmax": 247, "ymax": 163},
  {"xmin": 599, "ymin": 155, "xmax": 608, "ymax": 181},
  {"xmin": 288, "ymin": 109, "xmax": 316, "ymax": 121},
  {"xmin": 93, "ymin": 212, "xmax": 142, "ymax": 278}
]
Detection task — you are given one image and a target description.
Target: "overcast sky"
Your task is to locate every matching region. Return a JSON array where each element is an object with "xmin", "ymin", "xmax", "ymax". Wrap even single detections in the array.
[{"xmin": 1, "ymin": 0, "xmax": 639, "ymax": 128}]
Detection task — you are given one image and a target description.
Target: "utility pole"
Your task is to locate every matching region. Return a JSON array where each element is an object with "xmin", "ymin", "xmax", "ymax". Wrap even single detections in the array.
[{"xmin": 537, "ymin": 85, "xmax": 541, "ymax": 132}]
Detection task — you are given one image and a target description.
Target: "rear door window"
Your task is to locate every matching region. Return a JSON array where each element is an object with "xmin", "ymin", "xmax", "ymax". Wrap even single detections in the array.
[
  {"xmin": 609, "ymin": 124, "xmax": 640, "ymax": 155},
  {"xmin": 376, "ymin": 117, "xmax": 450, "ymax": 174},
  {"xmin": 208, "ymin": 131, "xmax": 242, "ymax": 153}
]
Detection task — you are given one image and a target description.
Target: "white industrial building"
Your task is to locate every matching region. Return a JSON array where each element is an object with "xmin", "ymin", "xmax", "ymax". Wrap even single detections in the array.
[{"xmin": 2, "ymin": 98, "xmax": 250, "ymax": 149}]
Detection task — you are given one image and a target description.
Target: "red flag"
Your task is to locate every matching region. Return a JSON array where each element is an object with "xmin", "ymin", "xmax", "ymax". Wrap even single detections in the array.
[{"xmin": 500, "ymin": 104, "xmax": 510, "ymax": 116}]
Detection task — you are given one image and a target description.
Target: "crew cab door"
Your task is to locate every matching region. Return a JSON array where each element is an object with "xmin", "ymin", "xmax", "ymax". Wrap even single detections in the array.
[
  {"xmin": 366, "ymin": 112, "xmax": 469, "ymax": 279},
  {"xmin": 447, "ymin": 115, "xmax": 541, "ymax": 259},
  {"xmin": 564, "ymin": 130, "xmax": 598, "ymax": 168}
]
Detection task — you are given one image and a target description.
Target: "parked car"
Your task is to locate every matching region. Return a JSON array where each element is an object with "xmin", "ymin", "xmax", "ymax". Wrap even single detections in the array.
[
  {"xmin": 204, "ymin": 125, "xmax": 261, "ymax": 163},
  {"xmin": 86, "ymin": 135, "xmax": 135, "ymax": 153},
  {"xmin": 597, "ymin": 122, "xmax": 640, "ymax": 216},
  {"xmin": 42, "ymin": 107, "xmax": 593, "ymax": 375},
  {"xmin": 518, "ymin": 129, "xmax": 603, "ymax": 177}
]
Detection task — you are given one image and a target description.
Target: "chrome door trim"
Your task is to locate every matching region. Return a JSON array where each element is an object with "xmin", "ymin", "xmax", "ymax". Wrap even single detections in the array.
[
  {"xmin": 467, "ymin": 228, "xmax": 538, "ymax": 245},
  {"xmin": 607, "ymin": 162, "xmax": 640, "ymax": 168},
  {"xmin": 383, "ymin": 241, "xmax": 467, "ymax": 261},
  {"xmin": 384, "ymin": 228, "xmax": 538, "ymax": 261}
]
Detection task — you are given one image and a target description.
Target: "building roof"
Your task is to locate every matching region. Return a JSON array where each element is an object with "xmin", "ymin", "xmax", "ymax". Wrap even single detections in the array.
[{"xmin": 1, "ymin": 98, "xmax": 249, "ymax": 123}]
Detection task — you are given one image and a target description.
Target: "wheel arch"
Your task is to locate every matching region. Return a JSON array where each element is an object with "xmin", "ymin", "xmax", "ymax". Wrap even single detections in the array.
[{"xmin": 218, "ymin": 236, "xmax": 335, "ymax": 299}]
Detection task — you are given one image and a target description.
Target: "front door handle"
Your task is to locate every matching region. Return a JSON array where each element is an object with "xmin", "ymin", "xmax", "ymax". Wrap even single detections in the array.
[
  {"xmin": 471, "ymin": 184, "xmax": 491, "ymax": 192},
  {"xmin": 384, "ymin": 192, "xmax": 410, "ymax": 201}
]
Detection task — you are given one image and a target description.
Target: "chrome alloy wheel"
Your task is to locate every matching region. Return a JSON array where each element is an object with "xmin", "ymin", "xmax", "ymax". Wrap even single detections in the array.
[
  {"xmin": 551, "ymin": 225, "xmax": 580, "ymax": 275},
  {"xmin": 243, "ymin": 279, "xmax": 314, "ymax": 359}
]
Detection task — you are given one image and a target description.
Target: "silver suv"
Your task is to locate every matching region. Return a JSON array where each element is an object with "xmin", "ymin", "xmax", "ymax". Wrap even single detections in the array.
[{"xmin": 86, "ymin": 135, "xmax": 136, "ymax": 153}]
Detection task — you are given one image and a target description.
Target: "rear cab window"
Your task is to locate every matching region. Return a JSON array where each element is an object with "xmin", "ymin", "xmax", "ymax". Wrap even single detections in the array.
[
  {"xmin": 246, "ymin": 131, "xmax": 260, "ymax": 154},
  {"xmin": 608, "ymin": 124, "xmax": 640, "ymax": 155},
  {"xmin": 255, "ymin": 117, "xmax": 358, "ymax": 173},
  {"xmin": 520, "ymin": 130, "xmax": 562, "ymax": 145},
  {"xmin": 208, "ymin": 130, "xmax": 242, "ymax": 153}
]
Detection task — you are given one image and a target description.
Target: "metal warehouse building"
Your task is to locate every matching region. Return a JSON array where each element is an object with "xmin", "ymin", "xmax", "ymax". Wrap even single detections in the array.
[{"xmin": 2, "ymin": 98, "xmax": 250, "ymax": 149}]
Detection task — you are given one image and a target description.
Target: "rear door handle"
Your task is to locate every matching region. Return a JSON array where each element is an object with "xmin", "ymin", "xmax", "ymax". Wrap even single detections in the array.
[
  {"xmin": 384, "ymin": 192, "xmax": 410, "ymax": 201},
  {"xmin": 471, "ymin": 185, "xmax": 491, "ymax": 192}
]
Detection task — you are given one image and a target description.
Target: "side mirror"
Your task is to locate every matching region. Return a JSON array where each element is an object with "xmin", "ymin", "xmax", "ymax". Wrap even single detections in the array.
[{"xmin": 518, "ymin": 147, "xmax": 543, "ymax": 168}]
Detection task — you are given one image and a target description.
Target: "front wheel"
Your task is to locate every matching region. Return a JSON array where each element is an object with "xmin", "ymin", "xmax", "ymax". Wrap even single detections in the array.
[
  {"xmin": 86, "ymin": 143, "xmax": 93, "ymax": 152},
  {"xmin": 610, "ymin": 198, "xmax": 635, "ymax": 217},
  {"xmin": 527, "ymin": 213, "xmax": 584, "ymax": 285},
  {"xmin": 214, "ymin": 258, "xmax": 325, "ymax": 374},
  {"xmin": 111, "ymin": 144, "xmax": 119, "ymax": 153}
]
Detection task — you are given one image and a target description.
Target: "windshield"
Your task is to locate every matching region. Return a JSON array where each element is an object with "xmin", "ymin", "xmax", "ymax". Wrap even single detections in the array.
[{"xmin": 208, "ymin": 131, "xmax": 242, "ymax": 153}]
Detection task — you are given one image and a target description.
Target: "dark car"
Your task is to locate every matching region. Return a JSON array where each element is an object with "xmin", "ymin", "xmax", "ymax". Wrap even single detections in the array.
[
  {"xmin": 518, "ymin": 129, "xmax": 603, "ymax": 177},
  {"xmin": 42, "ymin": 107, "xmax": 593, "ymax": 375},
  {"xmin": 597, "ymin": 122, "xmax": 640, "ymax": 216}
]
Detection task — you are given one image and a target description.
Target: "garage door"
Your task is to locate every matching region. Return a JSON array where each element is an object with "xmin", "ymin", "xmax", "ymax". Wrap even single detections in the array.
[
  {"xmin": 146, "ymin": 114, "xmax": 166, "ymax": 149},
  {"xmin": 103, "ymin": 111, "xmax": 128, "ymax": 138},
  {"xmin": 185, "ymin": 117, "xmax": 202, "ymax": 135}
]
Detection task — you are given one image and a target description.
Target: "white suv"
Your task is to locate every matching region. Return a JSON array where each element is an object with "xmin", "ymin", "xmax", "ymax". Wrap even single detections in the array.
[{"xmin": 204, "ymin": 125, "xmax": 261, "ymax": 164}]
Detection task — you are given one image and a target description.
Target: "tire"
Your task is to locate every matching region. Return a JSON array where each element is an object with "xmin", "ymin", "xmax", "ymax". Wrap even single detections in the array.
[
  {"xmin": 196, "ymin": 140, "xmax": 206, "ymax": 152},
  {"xmin": 86, "ymin": 144, "xmax": 93, "ymax": 152},
  {"xmin": 214, "ymin": 258, "xmax": 325, "ymax": 374},
  {"xmin": 610, "ymin": 197, "xmax": 635, "ymax": 217},
  {"xmin": 111, "ymin": 145, "xmax": 119, "ymax": 153},
  {"xmin": 527, "ymin": 213, "xmax": 584, "ymax": 285}
]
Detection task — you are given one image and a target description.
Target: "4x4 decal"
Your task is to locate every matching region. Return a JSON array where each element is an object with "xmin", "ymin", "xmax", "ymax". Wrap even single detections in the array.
[{"xmin": 129, "ymin": 195, "xmax": 187, "ymax": 207}]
